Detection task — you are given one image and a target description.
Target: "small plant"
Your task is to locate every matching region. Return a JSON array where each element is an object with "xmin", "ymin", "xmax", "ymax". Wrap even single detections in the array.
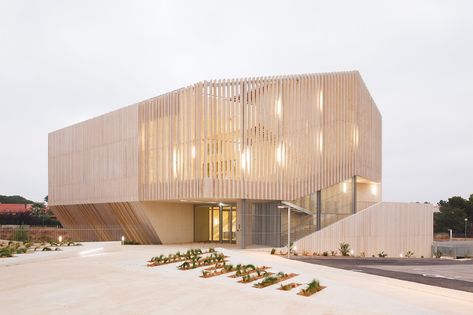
[
  {"xmin": 178, "ymin": 261, "xmax": 190, "ymax": 270},
  {"xmin": 322, "ymin": 251, "xmax": 328, "ymax": 256},
  {"xmin": 299, "ymin": 279, "xmax": 323, "ymax": 296},
  {"xmin": 330, "ymin": 250, "xmax": 336, "ymax": 256},
  {"xmin": 16, "ymin": 247, "xmax": 27, "ymax": 254},
  {"xmin": 378, "ymin": 251, "xmax": 387, "ymax": 258},
  {"xmin": 270, "ymin": 248, "xmax": 276, "ymax": 255},
  {"xmin": 279, "ymin": 282, "xmax": 300, "ymax": 291},
  {"xmin": 13, "ymin": 225, "xmax": 29, "ymax": 242},
  {"xmin": 208, "ymin": 247, "xmax": 215, "ymax": 253},
  {"xmin": 434, "ymin": 249, "xmax": 442, "ymax": 259},
  {"xmin": 405, "ymin": 250, "xmax": 414, "ymax": 258},
  {"xmin": 339, "ymin": 242, "xmax": 350, "ymax": 256},
  {"xmin": 360, "ymin": 251, "xmax": 366, "ymax": 257},
  {"xmin": 201, "ymin": 270, "xmax": 209, "ymax": 278},
  {"xmin": 0, "ymin": 247, "xmax": 14, "ymax": 257},
  {"xmin": 42, "ymin": 247, "xmax": 52, "ymax": 251}
]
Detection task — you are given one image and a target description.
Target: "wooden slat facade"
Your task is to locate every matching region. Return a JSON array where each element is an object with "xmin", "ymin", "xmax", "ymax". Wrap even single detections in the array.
[
  {"xmin": 48, "ymin": 71, "xmax": 382, "ymax": 244},
  {"xmin": 294, "ymin": 202, "xmax": 434, "ymax": 257}
]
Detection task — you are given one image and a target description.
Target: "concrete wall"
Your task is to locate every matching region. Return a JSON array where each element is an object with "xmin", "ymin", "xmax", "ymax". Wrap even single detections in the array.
[
  {"xmin": 140, "ymin": 202, "xmax": 194, "ymax": 244},
  {"xmin": 295, "ymin": 202, "xmax": 434, "ymax": 257}
]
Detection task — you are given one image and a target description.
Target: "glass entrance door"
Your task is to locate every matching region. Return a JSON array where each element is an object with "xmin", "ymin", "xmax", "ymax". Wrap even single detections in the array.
[
  {"xmin": 222, "ymin": 206, "xmax": 237, "ymax": 242},
  {"xmin": 194, "ymin": 204, "xmax": 237, "ymax": 243}
]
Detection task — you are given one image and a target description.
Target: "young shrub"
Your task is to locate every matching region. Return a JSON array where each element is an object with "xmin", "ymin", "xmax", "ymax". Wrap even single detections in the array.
[
  {"xmin": 0, "ymin": 247, "xmax": 14, "ymax": 257},
  {"xmin": 339, "ymin": 242, "xmax": 350, "ymax": 256},
  {"xmin": 322, "ymin": 251, "xmax": 328, "ymax": 256},
  {"xmin": 16, "ymin": 247, "xmax": 27, "ymax": 254},
  {"xmin": 270, "ymin": 248, "xmax": 276, "ymax": 255},
  {"xmin": 178, "ymin": 261, "xmax": 190, "ymax": 270},
  {"xmin": 13, "ymin": 225, "xmax": 29, "ymax": 242},
  {"xmin": 208, "ymin": 247, "xmax": 215, "ymax": 253},
  {"xmin": 405, "ymin": 250, "xmax": 414, "ymax": 258},
  {"xmin": 378, "ymin": 251, "xmax": 387, "ymax": 258},
  {"xmin": 279, "ymin": 283, "xmax": 300, "ymax": 291},
  {"xmin": 434, "ymin": 249, "xmax": 442, "ymax": 259},
  {"xmin": 299, "ymin": 279, "xmax": 323, "ymax": 296}
]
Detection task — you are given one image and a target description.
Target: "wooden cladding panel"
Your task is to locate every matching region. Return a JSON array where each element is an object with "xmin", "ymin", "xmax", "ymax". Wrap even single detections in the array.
[
  {"xmin": 49, "ymin": 105, "xmax": 139, "ymax": 206},
  {"xmin": 294, "ymin": 202, "xmax": 434, "ymax": 257},
  {"xmin": 139, "ymin": 71, "xmax": 381, "ymax": 201},
  {"xmin": 51, "ymin": 202, "xmax": 160, "ymax": 244},
  {"xmin": 48, "ymin": 71, "xmax": 381, "ymax": 205}
]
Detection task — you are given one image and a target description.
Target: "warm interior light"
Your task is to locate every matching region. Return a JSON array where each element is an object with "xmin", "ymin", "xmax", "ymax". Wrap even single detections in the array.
[
  {"xmin": 58, "ymin": 236, "xmax": 62, "ymax": 243},
  {"xmin": 121, "ymin": 236, "xmax": 125, "ymax": 242},
  {"xmin": 172, "ymin": 148, "xmax": 179, "ymax": 178},
  {"xmin": 191, "ymin": 146, "xmax": 196, "ymax": 159},
  {"xmin": 276, "ymin": 143, "xmax": 285, "ymax": 166},
  {"xmin": 276, "ymin": 96, "xmax": 282, "ymax": 118},
  {"xmin": 342, "ymin": 182, "xmax": 348, "ymax": 193},
  {"xmin": 241, "ymin": 148, "xmax": 250, "ymax": 171},
  {"xmin": 400, "ymin": 253, "xmax": 403, "ymax": 258},
  {"xmin": 371, "ymin": 184, "xmax": 377, "ymax": 196},
  {"xmin": 353, "ymin": 126, "xmax": 359, "ymax": 147}
]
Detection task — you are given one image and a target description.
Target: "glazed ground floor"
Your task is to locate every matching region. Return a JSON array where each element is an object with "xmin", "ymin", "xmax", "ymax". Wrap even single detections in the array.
[
  {"xmin": 51, "ymin": 200, "xmax": 314, "ymax": 248},
  {"xmin": 51, "ymin": 177, "xmax": 385, "ymax": 248},
  {"xmin": 1, "ymin": 242, "xmax": 472, "ymax": 315}
]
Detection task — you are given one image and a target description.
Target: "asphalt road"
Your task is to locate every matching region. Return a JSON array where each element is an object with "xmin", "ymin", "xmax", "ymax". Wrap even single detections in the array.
[{"xmin": 292, "ymin": 256, "xmax": 473, "ymax": 293}]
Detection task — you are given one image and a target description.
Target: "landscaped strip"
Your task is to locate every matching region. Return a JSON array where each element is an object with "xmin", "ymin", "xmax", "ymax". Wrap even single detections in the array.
[
  {"xmin": 278, "ymin": 282, "xmax": 301, "ymax": 291},
  {"xmin": 238, "ymin": 271, "xmax": 274, "ymax": 283},
  {"xmin": 253, "ymin": 272, "xmax": 298, "ymax": 288},
  {"xmin": 297, "ymin": 279, "xmax": 325, "ymax": 297},
  {"xmin": 228, "ymin": 264, "xmax": 270, "ymax": 278}
]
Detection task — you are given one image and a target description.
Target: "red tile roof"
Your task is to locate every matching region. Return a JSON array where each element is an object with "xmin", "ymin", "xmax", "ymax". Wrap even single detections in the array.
[{"xmin": 0, "ymin": 204, "xmax": 32, "ymax": 213}]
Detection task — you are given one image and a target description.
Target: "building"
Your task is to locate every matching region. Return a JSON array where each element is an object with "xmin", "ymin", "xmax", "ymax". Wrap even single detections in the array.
[
  {"xmin": 48, "ymin": 71, "xmax": 433, "ymax": 255},
  {"xmin": 0, "ymin": 204, "xmax": 32, "ymax": 214}
]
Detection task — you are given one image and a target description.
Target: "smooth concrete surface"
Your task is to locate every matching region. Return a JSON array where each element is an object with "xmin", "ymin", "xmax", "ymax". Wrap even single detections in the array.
[
  {"xmin": 141, "ymin": 202, "xmax": 194, "ymax": 243},
  {"xmin": 1, "ymin": 242, "xmax": 473, "ymax": 315}
]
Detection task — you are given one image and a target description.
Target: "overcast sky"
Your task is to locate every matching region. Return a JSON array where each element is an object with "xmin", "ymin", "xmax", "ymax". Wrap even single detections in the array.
[{"xmin": 1, "ymin": 0, "xmax": 472, "ymax": 203}]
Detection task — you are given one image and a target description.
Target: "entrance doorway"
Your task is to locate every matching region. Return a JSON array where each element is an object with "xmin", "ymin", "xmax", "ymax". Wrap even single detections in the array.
[{"xmin": 194, "ymin": 204, "xmax": 237, "ymax": 243}]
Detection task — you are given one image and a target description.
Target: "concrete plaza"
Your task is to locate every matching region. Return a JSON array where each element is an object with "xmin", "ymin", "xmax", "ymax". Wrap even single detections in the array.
[{"xmin": 1, "ymin": 242, "xmax": 472, "ymax": 314}]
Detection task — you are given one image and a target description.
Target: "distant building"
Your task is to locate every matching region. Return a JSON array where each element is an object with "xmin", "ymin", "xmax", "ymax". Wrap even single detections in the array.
[{"xmin": 0, "ymin": 204, "xmax": 32, "ymax": 214}]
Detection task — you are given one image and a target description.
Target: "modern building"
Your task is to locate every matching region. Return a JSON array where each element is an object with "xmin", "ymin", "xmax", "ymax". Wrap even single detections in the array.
[{"xmin": 48, "ymin": 71, "xmax": 433, "ymax": 255}]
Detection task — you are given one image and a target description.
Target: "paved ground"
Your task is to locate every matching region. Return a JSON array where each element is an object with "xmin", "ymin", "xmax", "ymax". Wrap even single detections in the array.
[
  {"xmin": 292, "ymin": 256, "xmax": 473, "ymax": 293},
  {"xmin": 1, "ymin": 243, "xmax": 473, "ymax": 315}
]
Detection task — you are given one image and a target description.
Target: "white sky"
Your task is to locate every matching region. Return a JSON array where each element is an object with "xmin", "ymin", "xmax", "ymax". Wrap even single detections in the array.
[{"xmin": 1, "ymin": 0, "xmax": 472, "ymax": 203}]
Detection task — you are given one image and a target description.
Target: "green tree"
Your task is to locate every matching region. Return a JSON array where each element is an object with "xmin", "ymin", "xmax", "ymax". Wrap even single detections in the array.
[
  {"xmin": 30, "ymin": 202, "xmax": 46, "ymax": 216},
  {"xmin": 0, "ymin": 195, "xmax": 34, "ymax": 204},
  {"xmin": 435, "ymin": 194, "xmax": 472, "ymax": 235}
]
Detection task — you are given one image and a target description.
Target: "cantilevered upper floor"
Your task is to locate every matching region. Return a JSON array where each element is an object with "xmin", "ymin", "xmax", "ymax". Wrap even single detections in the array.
[{"xmin": 48, "ymin": 71, "xmax": 381, "ymax": 206}]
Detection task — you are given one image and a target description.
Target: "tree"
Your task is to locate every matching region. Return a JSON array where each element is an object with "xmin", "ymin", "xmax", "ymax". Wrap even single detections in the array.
[
  {"xmin": 434, "ymin": 207, "xmax": 467, "ymax": 233},
  {"xmin": 30, "ymin": 202, "xmax": 47, "ymax": 217},
  {"xmin": 44, "ymin": 195, "xmax": 48, "ymax": 203},
  {"xmin": 435, "ymin": 194, "xmax": 473, "ymax": 235},
  {"xmin": 0, "ymin": 195, "xmax": 34, "ymax": 204}
]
